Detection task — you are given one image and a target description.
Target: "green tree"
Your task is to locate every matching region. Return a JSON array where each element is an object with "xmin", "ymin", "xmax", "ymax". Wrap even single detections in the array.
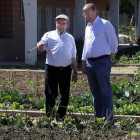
[{"xmin": 120, "ymin": 0, "xmax": 134, "ymax": 14}]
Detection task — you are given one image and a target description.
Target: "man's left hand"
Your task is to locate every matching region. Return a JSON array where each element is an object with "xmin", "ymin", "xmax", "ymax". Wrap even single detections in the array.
[{"xmin": 72, "ymin": 74, "xmax": 78, "ymax": 84}]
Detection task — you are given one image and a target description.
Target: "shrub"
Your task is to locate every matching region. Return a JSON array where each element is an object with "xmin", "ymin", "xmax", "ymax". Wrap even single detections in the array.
[
  {"xmin": 75, "ymin": 37, "xmax": 84, "ymax": 63},
  {"xmin": 136, "ymin": 35, "xmax": 140, "ymax": 46}
]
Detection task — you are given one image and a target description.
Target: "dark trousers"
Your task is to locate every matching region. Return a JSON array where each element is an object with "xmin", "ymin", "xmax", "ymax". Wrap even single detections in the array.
[
  {"xmin": 86, "ymin": 56, "xmax": 114, "ymax": 123},
  {"xmin": 45, "ymin": 64, "xmax": 71, "ymax": 118}
]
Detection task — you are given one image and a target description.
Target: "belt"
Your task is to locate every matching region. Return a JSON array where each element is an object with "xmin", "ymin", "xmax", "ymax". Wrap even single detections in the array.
[
  {"xmin": 47, "ymin": 64, "xmax": 71, "ymax": 70},
  {"xmin": 88, "ymin": 55, "xmax": 110, "ymax": 61}
]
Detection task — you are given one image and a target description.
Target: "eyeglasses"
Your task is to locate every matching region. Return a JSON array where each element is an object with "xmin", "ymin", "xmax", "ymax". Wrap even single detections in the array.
[
  {"xmin": 57, "ymin": 22, "xmax": 68, "ymax": 26},
  {"xmin": 83, "ymin": 11, "xmax": 93, "ymax": 17}
]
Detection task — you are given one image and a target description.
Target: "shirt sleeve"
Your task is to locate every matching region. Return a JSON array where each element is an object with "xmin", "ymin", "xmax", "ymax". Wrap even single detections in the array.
[
  {"xmin": 105, "ymin": 21, "xmax": 118, "ymax": 53},
  {"xmin": 71, "ymin": 36, "xmax": 77, "ymax": 58},
  {"xmin": 37, "ymin": 33, "xmax": 48, "ymax": 50},
  {"xmin": 82, "ymin": 28, "xmax": 87, "ymax": 61},
  {"xmin": 82, "ymin": 39, "xmax": 87, "ymax": 61}
]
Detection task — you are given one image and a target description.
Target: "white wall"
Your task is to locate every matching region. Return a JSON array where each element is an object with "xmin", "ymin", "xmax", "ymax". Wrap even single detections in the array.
[
  {"xmin": 75, "ymin": 0, "xmax": 86, "ymax": 39},
  {"xmin": 108, "ymin": 0, "xmax": 119, "ymax": 38},
  {"xmin": 23, "ymin": 0, "xmax": 37, "ymax": 65}
]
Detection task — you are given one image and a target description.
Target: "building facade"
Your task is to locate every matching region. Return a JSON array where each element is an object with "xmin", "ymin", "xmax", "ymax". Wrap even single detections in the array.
[{"xmin": 0, "ymin": 0, "xmax": 140, "ymax": 65}]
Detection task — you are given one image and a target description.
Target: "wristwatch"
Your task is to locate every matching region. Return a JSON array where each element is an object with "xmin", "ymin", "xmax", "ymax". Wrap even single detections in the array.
[{"xmin": 73, "ymin": 72, "xmax": 77, "ymax": 75}]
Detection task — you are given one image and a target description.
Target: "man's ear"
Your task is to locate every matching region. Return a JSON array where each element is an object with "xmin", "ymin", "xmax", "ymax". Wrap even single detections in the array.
[
  {"xmin": 94, "ymin": 9, "xmax": 97, "ymax": 14},
  {"xmin": 67, "ymin": 23, "xmax": 69, "ymax": 27}
]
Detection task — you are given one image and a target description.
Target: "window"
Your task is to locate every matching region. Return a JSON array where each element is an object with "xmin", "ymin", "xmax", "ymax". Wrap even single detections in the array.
[{"xmin": 20, "ymin": 0, "xmax": 25, "ymax": 23}]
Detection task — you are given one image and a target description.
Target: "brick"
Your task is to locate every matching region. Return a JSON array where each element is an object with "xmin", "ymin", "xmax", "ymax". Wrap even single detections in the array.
[
  {"xmin": 0, "ymin": 13, "xmax": 9, "ymax": 18},
  {"xmin": 0, "ymin": 3, "xmax": 8, "ymax": 8},
  {"xmin": 13, "ymin": 19, "xmax": 19, "ymax": 24},
  {"xmin": 3, "ymin": 8, "xmax": 13, "ymax": 14},
  {"xmin": 4, "ymin": 28, "xmax": 13, "ymax": 34},
  {"xmin": 0, "ymin": 29, "xmax": 4, "ymax": 33},
  {"xmin": 9, "ymin": 13, "xmax": 14, "ymax": 18},
  {"xmin": 8, "ymin": 24, "xmax": 13, "ymax": 28},
  {"xmin": 4, "ymin": 19, "xmax": 13, "ymax": 24},
  {"xmin": 0, "ymin": 19, "xmax": 4, "ymax": 24},
  {"xmin": 13, "ymin": 9, "xmax": 19, "ymax": 14},
  {"xmin": 0, "ymin": 8, "xmax": 2, "ymax": 13},
  {"xmin": 8, "ymin": 3, "xmax": 13, "ymax": 8},
  {"xmin": 0, "ymin": 24, "xmax": 7, "ymax": 29},
  {"xmin": 3, "ymin": 0, "xmax": 12, "ymax": 3}
]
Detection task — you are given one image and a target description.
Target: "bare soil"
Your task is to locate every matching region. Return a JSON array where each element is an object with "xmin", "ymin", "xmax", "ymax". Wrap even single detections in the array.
[
  {"xmin": 0, "ymin": 70, "xmax": 138, "ymax": 140},
  {"xmin": 0, "ymin": 70, "xmax": 134, "ymax": 97},
  {"xmin": 1, "ymin": 126, "xmax": 140, "ymax": 140}
]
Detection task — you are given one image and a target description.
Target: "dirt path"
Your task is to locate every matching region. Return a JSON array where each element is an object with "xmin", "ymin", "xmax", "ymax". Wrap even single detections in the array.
[{"xmin": 111, "ymin": 66, "xmax": 138, "ymax": 73}]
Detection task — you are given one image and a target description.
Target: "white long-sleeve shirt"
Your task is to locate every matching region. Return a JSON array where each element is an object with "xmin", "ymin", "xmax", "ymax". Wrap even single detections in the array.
[
  {"xmin": 82, "ymin": 16, "xmax": 118, "ymax": 61},
  {"xmin": 37, "ymin": 30, "xmax": 77, "ymax": 67}
]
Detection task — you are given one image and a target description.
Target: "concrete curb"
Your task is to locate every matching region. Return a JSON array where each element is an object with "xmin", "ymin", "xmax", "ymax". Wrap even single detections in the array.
[
  {"xmin": 0, "ymin": 69, "xmax": 135, "ymax": 76},
  {"xmin": 78, "ymin": 63, "xmax": 140, "ymax": 68},
  {"xmin": 1, "ymin": 110, "xmax": 140, "ymax": 122},
  {"xmin": 110, "ymin": 73, "xmax": 134, "ymax": 77},
  {"xmin": 77, "ymin": 72, "xmax": 134, "ymax": 77},
  {"xmin": 112, "ymin": 64, "xmax": 140, "ymax": 67}
]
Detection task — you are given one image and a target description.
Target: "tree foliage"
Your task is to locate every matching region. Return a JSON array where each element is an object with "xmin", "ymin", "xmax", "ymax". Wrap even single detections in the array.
[{"xmin": 120, "ymin": 0, "xmax": 134, "ymax": 14}]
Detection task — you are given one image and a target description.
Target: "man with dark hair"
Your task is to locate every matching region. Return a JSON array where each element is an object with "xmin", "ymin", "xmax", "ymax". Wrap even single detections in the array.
[
  {"xmin": 82, "ymin": 3, "xmax": 118, "ymax": 124},
  {"xmin": 37, "ymin": 14, "xmax": 77, "ymax": 121}
]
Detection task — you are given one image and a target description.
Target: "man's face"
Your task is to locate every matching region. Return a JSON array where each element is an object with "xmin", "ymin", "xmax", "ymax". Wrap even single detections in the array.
[
  {"xmin": 55, "ymin": 19, "xmax": 68, "ymax": 34},
  {"xmin": 83, "ymin": 7, "xmax": 97, "ymax": 24}
]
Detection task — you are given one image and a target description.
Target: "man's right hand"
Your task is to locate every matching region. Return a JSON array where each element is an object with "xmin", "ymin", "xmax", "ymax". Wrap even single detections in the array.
[
  {"xmin": 82, "ymin": 61, "xmax": 86, "ymax": 75},
  {"xmin": 38, "ymin": 43, "xmax": 45, "ymax": 52}
]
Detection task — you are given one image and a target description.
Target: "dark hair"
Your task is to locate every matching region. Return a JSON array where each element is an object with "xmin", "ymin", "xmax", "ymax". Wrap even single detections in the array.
[{"xmin": 83, "ymin": 3, "xmax": 96, "ymax": 11}]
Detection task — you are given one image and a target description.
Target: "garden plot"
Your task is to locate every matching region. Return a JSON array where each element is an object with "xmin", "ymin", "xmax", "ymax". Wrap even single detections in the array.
[
  {"xmin": 0, "ymin": 112, "xmax": 140, "ymax": 139},
  {"xmin": 0, "ymin": 67, "xmax": 140, "ymax": 139},
  {"xmin": 0, "ymin": 69, "xmax": 135, "ymax": 96},
  {"xmin": 112, "ymin": 46, "xmax": 140, "ymax": 64}
]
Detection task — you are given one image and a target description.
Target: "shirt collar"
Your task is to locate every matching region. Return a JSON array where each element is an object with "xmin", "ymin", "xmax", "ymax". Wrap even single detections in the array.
[
  {"xmin": 56, "ymin": 29, "xmax": 66, "ymax": 35},
  {"xmin": 88, "ymin": 16, "xmax": 99, "ymax": 26}
]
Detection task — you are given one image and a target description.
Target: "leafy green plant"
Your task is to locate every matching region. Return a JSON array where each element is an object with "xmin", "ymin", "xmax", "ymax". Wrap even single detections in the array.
[
  {"xmin": 90, "ymin": 117, "xmax": 104, "ymax": 130},
  {"xmin": 10, "ymin": 102, "xmax": 24, "ymax": 110},
  {"xmin": 136, "ymin": 35, "xmax": 140, "ymax": 46},
  {"xmin": 23, "ymin": 76, "xmax": 36, "ymax": 92},
  {"xmin": 90, "ymin": 117, "xmax": 113, "ymax": 130},
  {"xmin": 118, "ymin": 118, "xmax": 137, "ymax": 131},
  {"xmin": 38, "ymin": 75, "xmax": 45, "ymax": 87},
  {"xmin": 37, "ymin": 97, "xmax": 45, "ymax": 109},
  {"xmin": 22, "ymin": 115, "xmax": 34, "ymax": 127},
  {"xmin": 70, "ymin": 81, "xmax": 76, "ymax": 93},
  {"xmin": 60, "ymin": 115, "xmax": 85, "ymax": 130},
  {"xmin": 124, "ymin": 131, "xmax": 140, "ymax": 140},
  {"xmin": 123, "ymin": 104, "xmax": 140, "ymax": 115},
  {"xmin": 36, "ymin": 116, "xmax": 55, "ymax": 128},
  {"xmin": 0, "ymin": 92, "xmax": 12, "ymax": 102},
  {"xmin": 69, "ymin": 92, "xmax": 93, "ymax": 108},
  {"xmin": 75, "ymin": 37, "xmax": 84, "ymax": 63},
  {"xmin": 6, "ymin": 74, "xmax": 19, "ymax": 91},
  {"xmin": 134, "ymin": 67, "xmax": 140, "ymax": 81},
  {"xmin": 0, "ymin": 88, "xmax": 37, "ymax": 110},
  {"xmin": 36, "ymin": 88, "xmax": 41, "ymax": 100},
  {"xmin": 112, "ymin": 49, "xmax": 140, "ymax": 64},
  {"xmin": 77, "ymin": 77, "xmax": 87, "ymax": 88},
  {"xmin": 0, "ymin": 102, "xmax": 24, "ymax": 110},
  {"xmin": 0, "ymin": 74, "xmax": 6, "ymax": 90}
]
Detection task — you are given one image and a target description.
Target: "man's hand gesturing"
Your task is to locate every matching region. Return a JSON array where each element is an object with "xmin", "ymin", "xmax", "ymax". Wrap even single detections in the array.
[{"xmin": 38, "ymin": 43, "xmax": 45, "ymax": 52}]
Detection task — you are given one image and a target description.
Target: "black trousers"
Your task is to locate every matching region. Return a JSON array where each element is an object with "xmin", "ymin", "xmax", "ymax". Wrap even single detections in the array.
[{"xmin": 45, "ymin": 64, "xmax": 72, "ymax": 118}]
